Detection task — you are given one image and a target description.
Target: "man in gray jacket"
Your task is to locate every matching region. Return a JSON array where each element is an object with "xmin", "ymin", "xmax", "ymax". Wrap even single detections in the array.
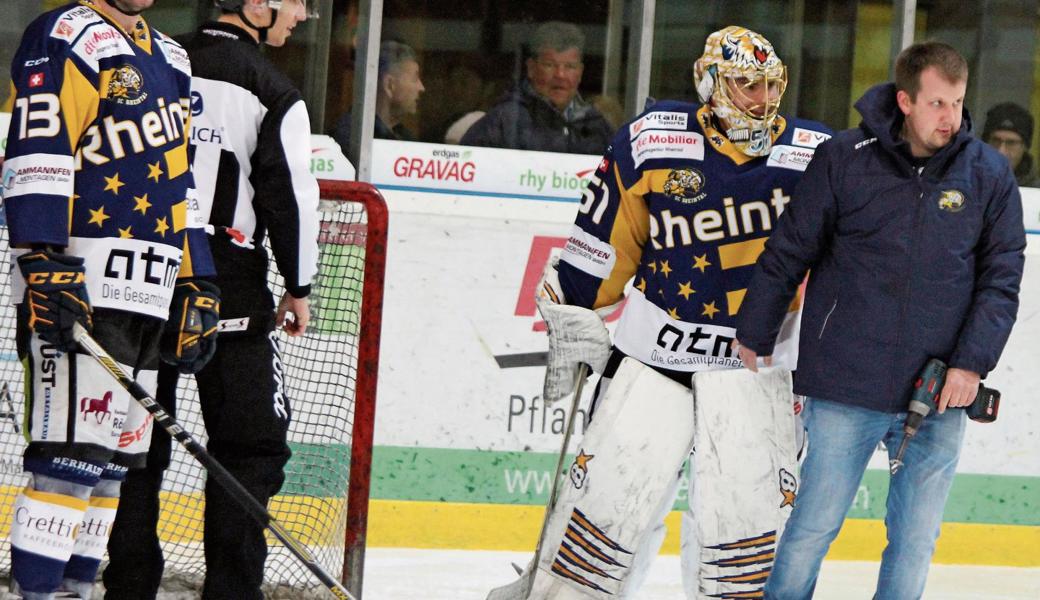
[{"xmin": 462, "ymin": 21, "xmax": 612, "ymax": 155}]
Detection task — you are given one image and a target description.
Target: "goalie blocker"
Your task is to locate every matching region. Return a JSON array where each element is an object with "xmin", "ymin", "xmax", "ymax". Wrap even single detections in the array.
[{"xmin": 490, "ymin": 359, "xmax": 801, "ymax": 599}]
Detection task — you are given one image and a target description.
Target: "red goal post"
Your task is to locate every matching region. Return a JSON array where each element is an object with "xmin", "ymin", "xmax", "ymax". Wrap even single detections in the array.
[{"xmin": 0, "ymin": 180, "xmax": 387, "ymax": 598}]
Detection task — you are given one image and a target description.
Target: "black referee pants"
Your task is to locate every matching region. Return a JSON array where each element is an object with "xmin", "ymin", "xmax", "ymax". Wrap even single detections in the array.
[{"xmin": 103, "ymin": 328, "xmax": 292, "ymax": 600}]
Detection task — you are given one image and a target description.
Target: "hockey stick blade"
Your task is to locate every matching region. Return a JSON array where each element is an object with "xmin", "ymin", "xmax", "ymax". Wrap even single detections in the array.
[
  {"xmin": 72, "ymin": 323, "xmax": 357, "ymax": 600},
  {"xmin": 487, "ymin": 364, "xmax": 590, "ymax": 599}
]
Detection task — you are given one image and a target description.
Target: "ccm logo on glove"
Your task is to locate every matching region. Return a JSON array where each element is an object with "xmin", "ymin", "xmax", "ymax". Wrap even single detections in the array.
[
  {"xmin": 161, "ymin": 279, "xmax": 221, "ymax": 374},
  {"xmin": 26, "ymin": 272, "xmax": 86, "ymax": 285},
  {"xmin": 17, "ymin": 251, "xmax": 93, "ymax": 353}
]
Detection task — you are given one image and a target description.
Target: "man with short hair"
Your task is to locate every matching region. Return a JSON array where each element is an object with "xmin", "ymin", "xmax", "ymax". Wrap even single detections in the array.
[
  {"xmin": 734, "ymin": 41, "xmax": 1025, "ymax": 599},
  {"xmin": 102, "ymin": 0, "xmax": 320, "ymax": 598},
  {"xmin": 982, "ymin": 102, "xmax": 1038, "ymax": 187},
  {"xmin": 462, "ymin": 21, "xmax": 613, "ymax": 154},
  {"xmin": 3, "ymin": 0, "xmax": 218, "ymax": 596},
  {"xmin": 332, "ymin": 39, "xmax": 425, "ymax": 149}
]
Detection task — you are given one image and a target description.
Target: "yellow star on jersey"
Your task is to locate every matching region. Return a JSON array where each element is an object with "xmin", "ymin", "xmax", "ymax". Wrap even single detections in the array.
[
  {"xmin": 87, "ymin": 206, "xmax": 109, "ymax": 227},
  {"xmin": 154, "ymin": 216, "xmax": 169, "ymax": 237},
  {"xmin": 118, "ymin": 226, "xmax": 133, "ymax": 239},
  {"xmin": 147, "ymin": 161, "xmax": 164, "ymax": 183},
  {"xmin": 635, "ymin": 277, "xmax": 647, "ymax": 293},
  {"xmin": 660, "ymin": 260, "xmax": 672, "ymax": 278},
  {"xmin": 678, "ymin": 281, "xmax": 695, "ymax": 300},
  {"xmin": 133, "ymin": 193, "xmax": 151, "ymax": 215},
  {"xmin": 668, "ymin": 307, "xmax": 681, "ymax": 320},
  {"xmin": 702, "ymin": 301, "xmax": 720, "ymax": 319},
  {"xmin": 574, "ymin": 449, "xmax": 594, "ymax": 469},
  {"xmin": 103, "ymin": 173, "xmax": 124, "ymax": 195},
  {"xmin": 693, "ymin": 253, "xmax": 712, "ymax": 273},
  {"xmin": 648, "ymin": 261, "xmax": 657, "ymax": 274}
]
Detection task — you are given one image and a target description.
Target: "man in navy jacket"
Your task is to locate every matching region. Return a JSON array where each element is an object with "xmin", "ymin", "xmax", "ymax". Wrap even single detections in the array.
[{"xmin": 733, "ymin": 42, "xmax": 1025, "ymax": 599}]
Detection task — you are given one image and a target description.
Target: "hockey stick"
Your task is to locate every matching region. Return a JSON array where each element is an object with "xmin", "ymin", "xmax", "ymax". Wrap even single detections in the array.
[
  {"xmin": 489, "ymin": 364, "xmax": 590, "ymax": 598},
  {"xmin": 72, "ymin": 323, "xmax": 357, "ymax": 600}
]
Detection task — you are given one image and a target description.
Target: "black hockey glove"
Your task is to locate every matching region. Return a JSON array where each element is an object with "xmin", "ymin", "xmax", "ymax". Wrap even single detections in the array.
[
  {"xmin": 160, "ymin": 279, "xmax": 221, "ymax": 374},
  {"xmin": 17, "ymin": 251, "xmax": 93, "ymax": 352}
]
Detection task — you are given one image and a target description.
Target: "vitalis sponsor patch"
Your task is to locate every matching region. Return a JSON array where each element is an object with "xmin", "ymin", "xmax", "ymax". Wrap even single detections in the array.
[
  {"xmin": 766, "ymin": 144, "xmax": 815, "ymax": 172},
  {"xmin": 629, "ymin": 111, "xmax": 689, "ymax": 139},
  {"xmin": 791, "ymin": 127, "xmax": 831, "ymax": 149},
  {"xmin": 631, "ymin": 130, "xmax": 704, "ymax": 168}
]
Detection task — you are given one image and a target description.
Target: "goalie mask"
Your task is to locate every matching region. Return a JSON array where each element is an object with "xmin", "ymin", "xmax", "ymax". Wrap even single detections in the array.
[{"xmin": 694, "ymin": 26, "xmax": 787, "ymax": 157}]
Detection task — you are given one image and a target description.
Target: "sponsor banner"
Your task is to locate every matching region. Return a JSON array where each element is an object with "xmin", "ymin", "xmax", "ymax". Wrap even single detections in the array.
[
  {"xmin": 50, "ymin": 4, "xmax": 99, "ymax": 42},
  {"xmin": 71, "ymin": 23, "xmax": 134, "ymax": 73},
  {"xmin": 68, "ymin": 236, "xmax": 182, "ymax": 319},
  {"xmin": 361, "ymin": 446, "xmax": 1038, "ymax": 527},
  {"xmin": 560, "ymin": 224, "xmax": 616, "ymax": 279},
  {"xmin": 370, "ymin": 139, "xmax": 600, "ymax": 201},
  {"xmin": 1021, "ymin": 186, "xmax": 1040, "ymax": 244},
  {"xmin": 10, "ymin": 491, "xmax": 84, "ymax": 560},
  {"xmin": 309, "ymin": 134, "xmax": 355, "ymax": 181},
  {"xmin": 1, "ymin": 153, "xmax": 75, "ymax": 199},
  {"xmin": 374, "ymin": 202, "xmax": 1040, "ymax": 487},
  {"xmin": 0, "ymin": 113, "xmax": 10, "ymax": 158},
  {"xmin": 790, "ymin": 127, "xmax": 832, "ymax": 149},
  {"xmin": 628, "ymin": 110, "xmax": 689, "ymax": 139},
  {"xmin": 767, "ymin": 144, "xmax": 816, "ymax": 172},
  {"xmin": 631, "ymin": 129, "xmax": 705, "ymax": 167}
]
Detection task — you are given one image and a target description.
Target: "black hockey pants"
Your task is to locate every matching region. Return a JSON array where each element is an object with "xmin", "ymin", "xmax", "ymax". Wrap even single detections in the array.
[{"xmin": 103, "ymin": 330, "xmax": 292, "ymax": 600}]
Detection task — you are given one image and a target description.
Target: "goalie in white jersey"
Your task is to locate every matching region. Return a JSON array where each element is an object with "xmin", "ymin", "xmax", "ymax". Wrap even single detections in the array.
[{"xmin": 488, "ymin": 26, "xmax": 832, "ymax": 600}]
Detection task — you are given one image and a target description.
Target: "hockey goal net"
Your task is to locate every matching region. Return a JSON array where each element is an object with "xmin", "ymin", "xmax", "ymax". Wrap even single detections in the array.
[{"xmin": 0, "ymin": 180, "xmax": 386, "ymax": 598}]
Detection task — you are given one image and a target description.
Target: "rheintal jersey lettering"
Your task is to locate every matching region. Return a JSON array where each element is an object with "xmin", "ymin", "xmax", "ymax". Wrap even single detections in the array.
[
  {"xmin": 3, "ymin": 1, "xmax": 214, "ymax": 319},
  {"xmin": 558, "ymin": 100, "xmax": 832, "ymax": 373}
]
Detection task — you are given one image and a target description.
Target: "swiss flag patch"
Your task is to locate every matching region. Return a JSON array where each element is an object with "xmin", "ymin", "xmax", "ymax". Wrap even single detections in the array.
[{"xmin": 28, "ymin": 72, "xmax": 44, "ymax": 88}]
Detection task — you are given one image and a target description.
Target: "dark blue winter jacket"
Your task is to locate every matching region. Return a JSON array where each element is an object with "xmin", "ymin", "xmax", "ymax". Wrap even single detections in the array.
[{"xmin": 736, "ymin": 83, "xmax": 1026, "ymax": 412}]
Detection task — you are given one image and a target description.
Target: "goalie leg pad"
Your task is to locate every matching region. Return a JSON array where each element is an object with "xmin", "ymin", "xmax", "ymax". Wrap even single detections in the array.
[
  {"xmin": 527, "ymin": 358, "xmax": 696, "ymax": 599},
  {"xmin": 686, "ymin": 367, "xmax": 800, "ymax": 600}
]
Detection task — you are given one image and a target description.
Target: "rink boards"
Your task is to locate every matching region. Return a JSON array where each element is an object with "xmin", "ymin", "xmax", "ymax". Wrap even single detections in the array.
[{"xmin": 364, "ymin": 140, "xmax": 1040, "ymax": 566}]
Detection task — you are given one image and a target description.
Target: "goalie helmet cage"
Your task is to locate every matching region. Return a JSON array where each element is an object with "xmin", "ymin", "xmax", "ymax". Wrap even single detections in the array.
[{"xmin": 0, "ymin": 180, "xmax": 387, "ymax": 599}]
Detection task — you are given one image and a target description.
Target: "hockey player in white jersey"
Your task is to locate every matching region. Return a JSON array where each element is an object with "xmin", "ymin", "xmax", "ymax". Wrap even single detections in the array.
[
  {"xmin": 488, "ymin": 26, "xmax": 832, "ymax": 600},
  {"xmin": 102, "ymin": 1, "xmax": 320, "ymax": 598}
]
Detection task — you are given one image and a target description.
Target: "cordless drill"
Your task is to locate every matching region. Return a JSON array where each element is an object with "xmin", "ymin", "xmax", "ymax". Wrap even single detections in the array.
[{"xmin": 888, "ymin": 358, "xmax": 1000, "ymax": 474}]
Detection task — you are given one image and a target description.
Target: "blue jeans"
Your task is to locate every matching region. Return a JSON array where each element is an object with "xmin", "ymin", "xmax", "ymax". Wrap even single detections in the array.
[{"xmin": 764, "ymin": 397, "xmax": 966, "ymax": 600}]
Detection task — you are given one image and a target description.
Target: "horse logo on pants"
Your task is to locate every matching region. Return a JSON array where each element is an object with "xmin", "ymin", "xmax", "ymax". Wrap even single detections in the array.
[{"xmin": 81, "ymin": 391, "xmax": 113, "ymax": 424}]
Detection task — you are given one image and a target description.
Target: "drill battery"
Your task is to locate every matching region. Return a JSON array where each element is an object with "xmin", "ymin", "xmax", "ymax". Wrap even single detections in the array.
[{"xmin": 890, "ymin": 359, "xmax": 1000, "ymax": 474}]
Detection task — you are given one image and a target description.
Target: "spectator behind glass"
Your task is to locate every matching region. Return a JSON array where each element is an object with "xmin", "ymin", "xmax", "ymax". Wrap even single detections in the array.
[
  {"xmin": 331, "ymin": 40, "xmax": 425, "ymax": 150},
  {"xmin": 982, "ymin": 102, "xmax": 1039, "ymax": 187},
  {"xmin": 461, "ymin": 21, "xmax": 613, "ymax": 155}
]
